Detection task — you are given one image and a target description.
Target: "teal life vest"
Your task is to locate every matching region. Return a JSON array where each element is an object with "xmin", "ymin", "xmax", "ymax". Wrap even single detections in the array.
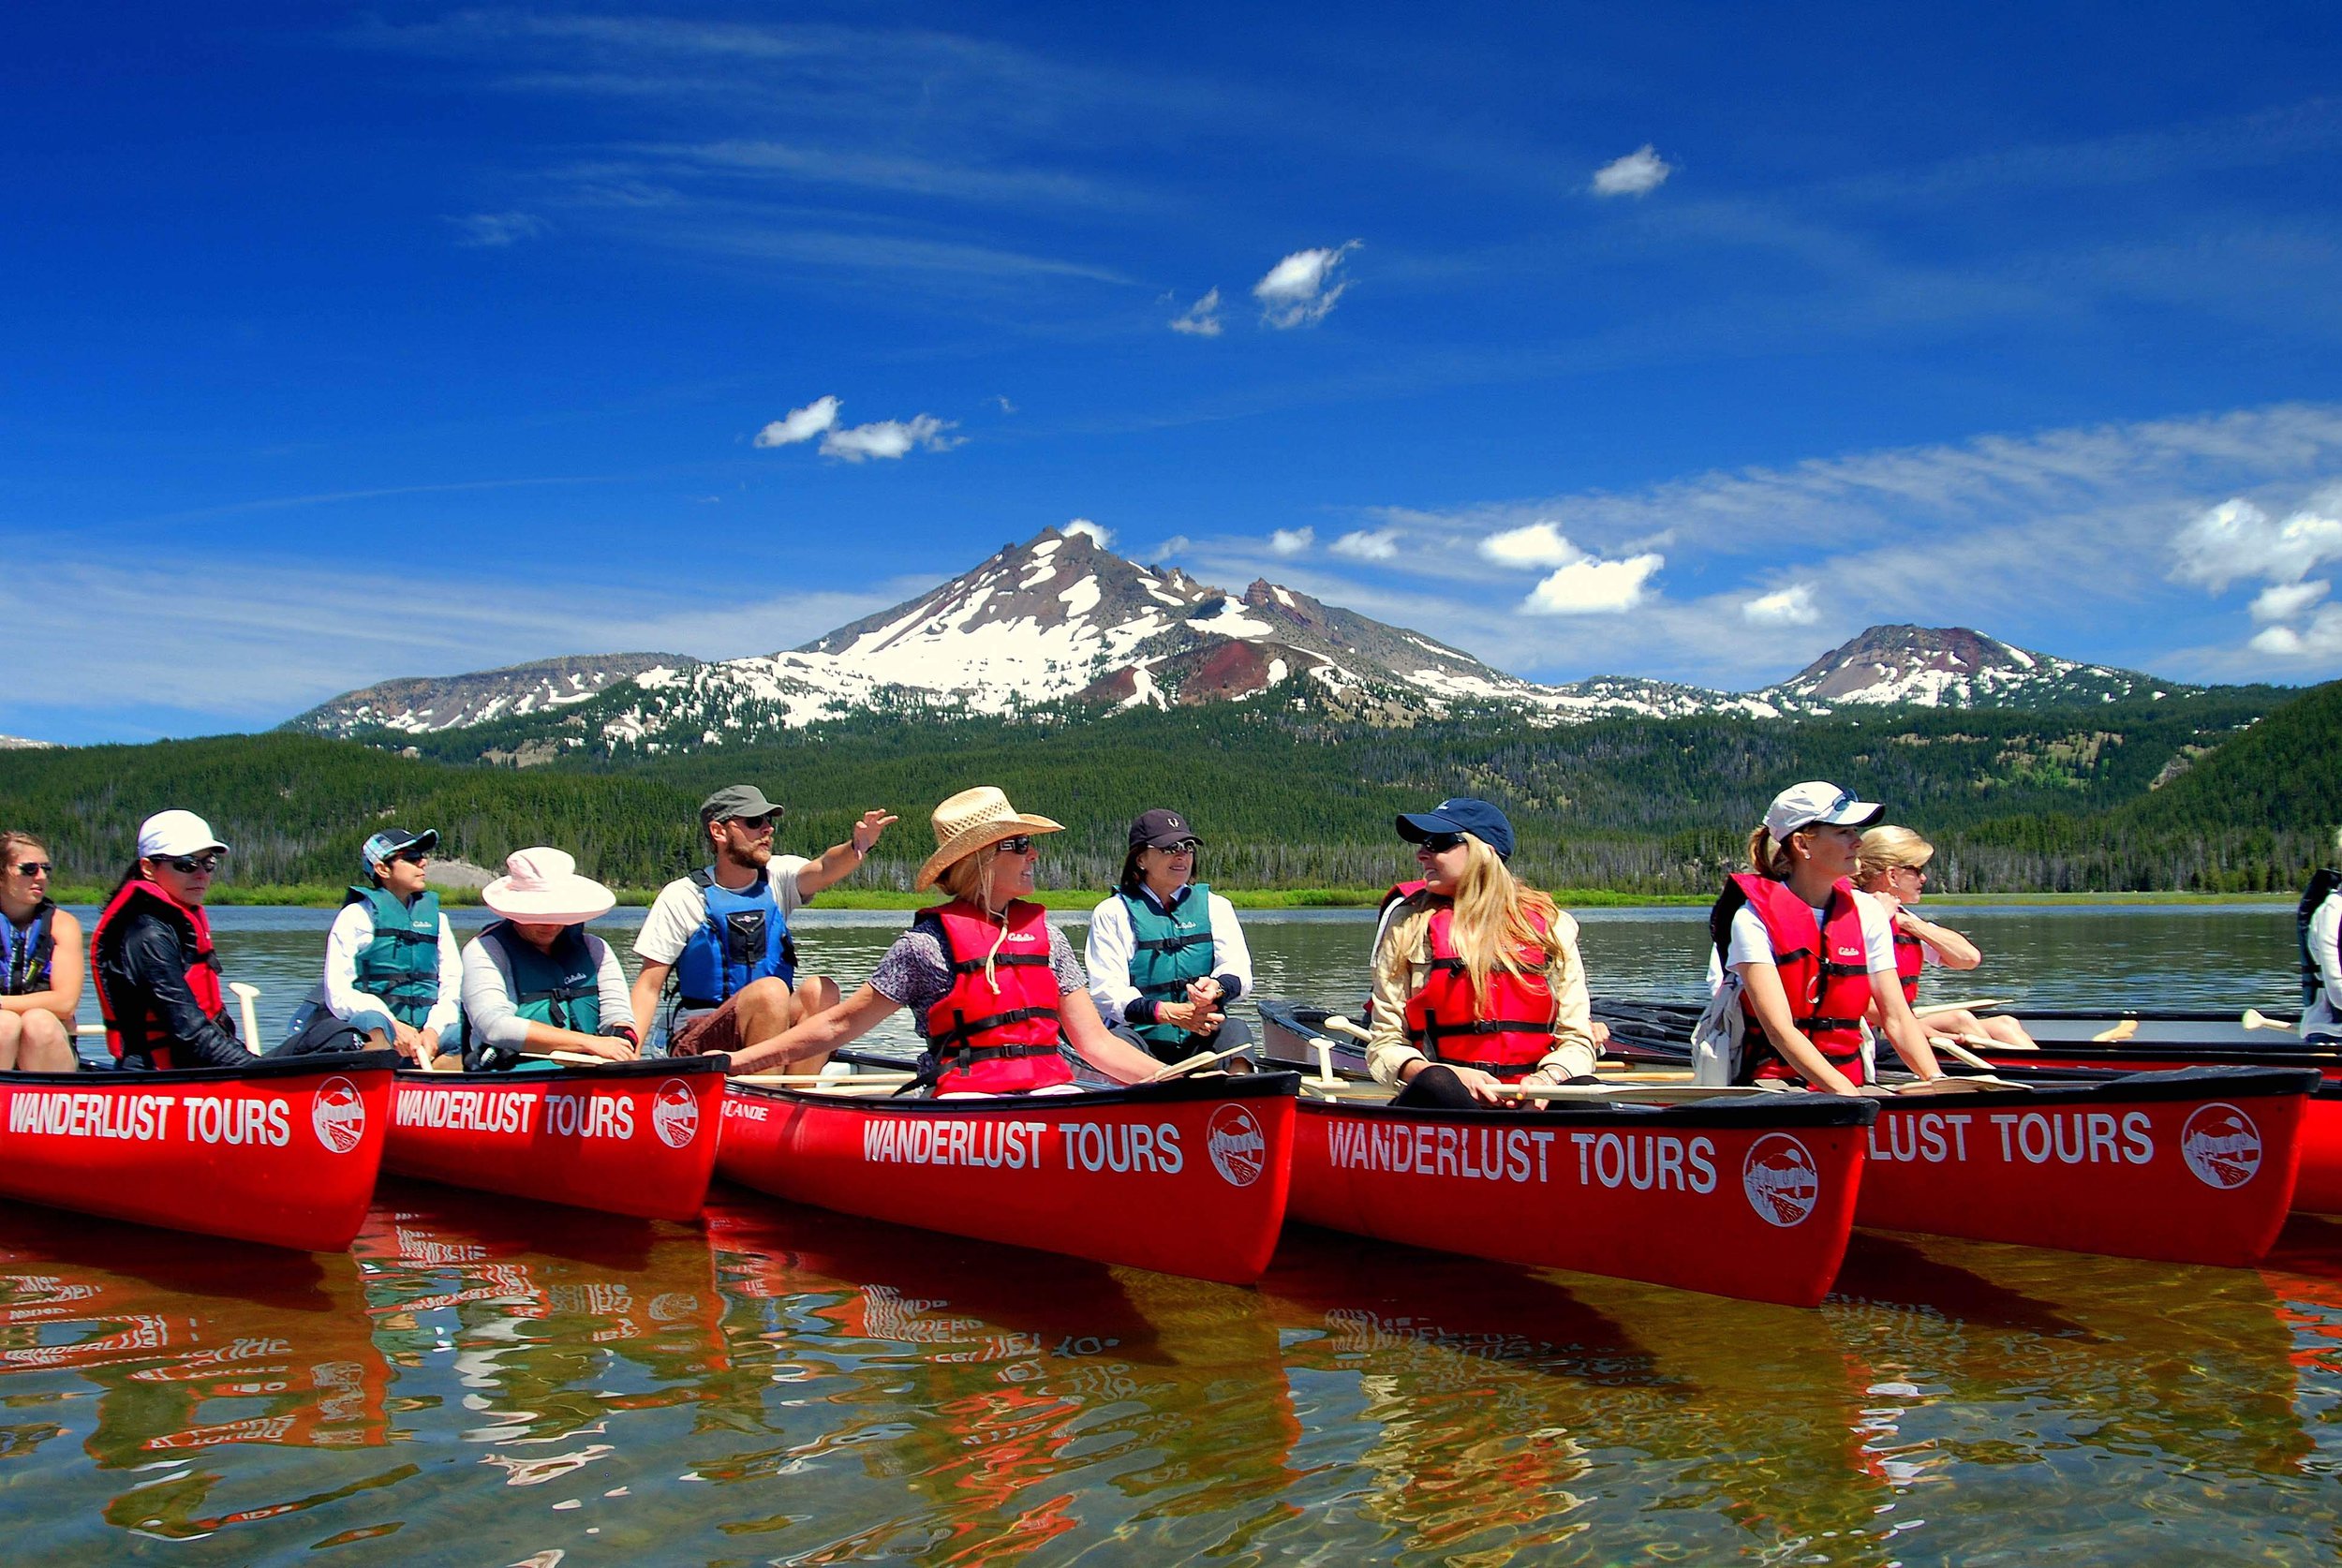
[
  {"xmin": 485, "ymin": 921, "xmax": 601, "ymax": 1033},
  {"xmin": 345, "ymin": 884, "xmax": 443, "ymax": 1028},
  {"xmin": 1122, "ymin": 883, "xmax": 1218, "ymax": 1055}
]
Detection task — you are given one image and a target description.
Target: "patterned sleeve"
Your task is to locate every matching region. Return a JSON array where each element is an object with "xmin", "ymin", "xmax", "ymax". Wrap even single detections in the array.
[
  {"xmin": 870, "ymin": 928, "xmax": 954, "ymax": 1018},
  {"xmin": 1050, "ymin": 923, "xmax": 1088, "ymax": 997}
]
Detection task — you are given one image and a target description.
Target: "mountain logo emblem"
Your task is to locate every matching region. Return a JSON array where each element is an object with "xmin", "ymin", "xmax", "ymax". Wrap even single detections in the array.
[
  {"xmin": 1742, "ymin": 1133, "xmax": 1821, "ymax": 1227},
  {"xmin": 651, "ymin": 1079, "xmax": 701, "ymax": 1149},
  {"xmin": 2180, "ymin": 1102, "xmax": 2261, "ymax": 1190},
  {"xmin": 1207, "ymin": 1105, "xmax": 1267, "ymax": 1188},
  {"xmin": 311, "ymin": 1077, "xmax": 367, "ymax": 1155}
]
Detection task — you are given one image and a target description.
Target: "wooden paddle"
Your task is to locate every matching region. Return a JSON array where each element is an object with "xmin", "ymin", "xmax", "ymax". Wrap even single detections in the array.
[
  {"xmin": 228, "ymin": 982, "xmax": 264, "ymax": 1056},
  {"xmin": 735, "ymin": 1070, "xmax": 919, "ymax": 1087},
  {"xmin": 2089, "ymin": 1018, "xmax": 2139, "ymax": 1043},
  {"xmin": 1914, "ymin": 998, "xmax": 2008, "ymax": 1018},
  {"xmin": 1149, "ymin": 1043, "xmax": 1252, "ymax": 1082},
  {"xmin": 1302, "ymin": 1038, "xmax": 1349, "ymax": 1092},
  {"xmin": 2243, "ymin": 1008, "xmax": 2299, "ymax": 1034}
]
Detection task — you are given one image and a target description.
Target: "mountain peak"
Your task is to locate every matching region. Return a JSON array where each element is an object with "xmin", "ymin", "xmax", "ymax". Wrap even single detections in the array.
[{"xmin": 1758, "ymin": 624, "xmax": 2183, "ymax": 710}]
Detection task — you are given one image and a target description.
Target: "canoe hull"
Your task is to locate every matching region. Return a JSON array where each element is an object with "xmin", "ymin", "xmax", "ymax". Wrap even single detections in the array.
[
  {"xmin": 1855, "ymin": 1066, "xmax": 2316, "ymax": 1265},
  {"xmin": 0, "ymin": 1051, "xmax": 398, "ymax": 1250},
  {"xmin": 1289, "ymin": 1095, "xmax": 1872, "ymax": 1307},
  {"xmin": 383, "ymin": 1058, "xmax": 728, "ymax": 1220},
  {"xmin": 716, "ymin": 1074, "xmax": 1297, "ymax": 1284}
]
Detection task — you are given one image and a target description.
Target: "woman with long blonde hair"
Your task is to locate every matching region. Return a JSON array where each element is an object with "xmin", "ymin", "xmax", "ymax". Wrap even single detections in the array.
[
  {"xmin": 1704, "ymin": 782, "xmax": 1945, "ymax": 1094},
  {"xmin": 1366, "ymin": 798, "xmax": 1598, "ymax": 1107},
  {"xmin": 1854, "ymin": 825, "xmax": 2037, "ymax": 1050}
]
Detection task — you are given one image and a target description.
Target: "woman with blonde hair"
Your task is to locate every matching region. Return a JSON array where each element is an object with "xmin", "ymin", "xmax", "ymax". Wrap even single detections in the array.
[
  {"xmin": 1366, "ymin": 798, "xmax": 1599, "ymax": 1108},
  {"xmin": 729, "ymin": 787, "xmax": 1164, "ymax": 1093},
  {"xmin": 1854, "ymin": 824, "xmax": 2037, "ymax": 1050},
  {"xmin": 0, "ymin": 830, "xmax": 80, "ymax": 1072},
  {"xmin": 1704, "ymin": 782, "xmax": 1946, "ymax": 1094}
]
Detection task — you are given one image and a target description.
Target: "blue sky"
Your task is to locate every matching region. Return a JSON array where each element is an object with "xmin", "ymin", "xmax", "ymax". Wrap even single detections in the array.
[{"xmin": 7, "ymin": 2, "xmax": 2342, "ymax": 743}]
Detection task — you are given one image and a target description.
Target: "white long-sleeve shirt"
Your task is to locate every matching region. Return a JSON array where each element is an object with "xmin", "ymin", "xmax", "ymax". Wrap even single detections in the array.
[
  {"xmin": 1085, "ymin": 884, "xmax": 1253, "ymax": 1026},
  {"xmin": 461, "ymin": 929, "xmax": 634, "ymax": 1051},
  {"xmin": 316, "ymin": 898, "xmax": 463, "ymax": 1039},
  {"xmin": 2305, "ymin": 893, "xmax": 2342, "ymax": 1040}
]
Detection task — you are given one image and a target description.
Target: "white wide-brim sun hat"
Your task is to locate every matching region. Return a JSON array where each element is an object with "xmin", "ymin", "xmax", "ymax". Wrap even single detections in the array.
[
  {"xmin": 482, "ymin": 847, "xmax": 616, "ymax": 925},
  {"xmin": 913, "ymin": 786, "xmax": 1066, "ymax": 891}
]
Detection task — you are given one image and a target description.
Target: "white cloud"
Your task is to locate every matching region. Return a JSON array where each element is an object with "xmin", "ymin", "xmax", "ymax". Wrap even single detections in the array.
[
  {"xmin": 2251, "ymin": 579, "xmax": 2330, "ymax": 622},
  {"xmin": 1253, "ymin": 243, "xmax": 1360, "ymax": 329},
  {"xmin": 2171, "ymin": 496, "xmax": 2342, "ymax": 591},
  {"xmin": 1478, "ymin": 520, "xmax": 1582, "ymax": 569},
  {"xmin": 993, "ymin": 393, "xmax": 1016, "ymax": 414},
  {"xmin": 753, "ymin": 395, "xmax": 841, "ymax": 448},
  {"xmin": 1742, "ymin": 583, "xmax": 1820, "ymax": 626},
  {"xmin": 1331, "ymin": 528, "xmax": 1399, "ymax": 562},
  {"xmin": 449, "ymin": 212, "xmax": 551, "ymax": 247},
  {"xmin": 1591, "ymin": 145, "xmax": 1671, "ymax": 198},
  {"xmin": 1268, "ymin": 527, "xmax": 1315, "ymax": 555},
  {"xmin": 2252, "ymin": 607, "xmax": 2342, "ymax": 658},
  {"xmin": 819, "ymin": 413, "xmax": 960, "ymax": 462},
  {"xmin": 1151, "ymin": 535, "xmax": 1191, "ymax": 559},
  {"xmin": 1063, "ymin": 518, "xmax": 1112, "ymax": 548},
  {"xmin": 1169, "ymin": 287, "xmax": 1223, "ymax": 336},
  {"xmin": 1523, "ymin": 553, "xmax": 1664, "ymax": 614}
]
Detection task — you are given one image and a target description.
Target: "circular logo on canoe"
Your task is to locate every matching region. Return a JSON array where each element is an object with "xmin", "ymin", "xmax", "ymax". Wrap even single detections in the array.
[
  {"xmin": 651, "ymin": 1078, "xmax": 701, "ymax": 1150},
  {"xmin": 2181, "ymin": 1102, "xmax": 2262, "ymax": 1190},
  {"xmin": 1207, "ymin": 1104, "xmax": 1267, "ymax": 1188},
  {"xmin": 1742, "ymin": 1133, "xmax": 1820, "ymax": 1228},
  {"xmin": 312, "ymin": 1077, "xmax": 366, "ymax": 1155}
]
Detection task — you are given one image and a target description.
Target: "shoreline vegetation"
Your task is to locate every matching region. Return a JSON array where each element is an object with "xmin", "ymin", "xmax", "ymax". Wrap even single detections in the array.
[{"xmin": 40, "ymin": 883, "xmax": 2295, "ymax": 911}]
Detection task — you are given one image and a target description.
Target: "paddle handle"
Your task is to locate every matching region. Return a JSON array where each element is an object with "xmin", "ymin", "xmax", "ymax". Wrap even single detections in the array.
[
  {"xmin": 1149, "ymin": 1043, "xmax": 1250, "ymax": 1082},
  {"xmin": 228, "ymin": 982, "xmax": 263, "ymax": 1056},
  {"xmin": 1913, "ymin": 998, "xmax": 2008, "ymax": 1018},
  {"xmin": 1321, "ymin": 1014, "xmax": 1372, "ymax": 1043}
]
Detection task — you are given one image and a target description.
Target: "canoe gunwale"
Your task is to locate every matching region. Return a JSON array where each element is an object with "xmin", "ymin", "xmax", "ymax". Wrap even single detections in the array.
[
  {"xmin": 393, "ymin": 1054, "xmax": 732, "ymax": 1085},
  {"xmin": 36, "ymin": 1048, "xmax": 402, "ymax": 1087},
  {"xmin": 1297, "ymin": 1092, "xmax": 1877, "ymax": 1132}
]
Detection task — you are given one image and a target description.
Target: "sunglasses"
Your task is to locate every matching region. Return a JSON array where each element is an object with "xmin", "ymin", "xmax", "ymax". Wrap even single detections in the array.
[
  {"xmin": 10, "ymin": 862, "xmax": 51, "ymax": 877},
  {"xmin": 726, "ymin": 814, "xmax": 779, "ymax": 833},
  {"xmin": 1415, "ymin": 832, "xmax": 1467, "ymax": 854},
  {"xmin": 159, "ymin": 853, "xmax": 225, "ymax": 875},
  {"xmin": 994, "ymin": 836, "xmax": 1037, "ymax": 854},
  {"xmin": 1152, "ymin": 839, "xmax": 1200, "ymax": 854},
  {"xmin": 392, "ymin": 850, "xmax": 433, "ymax": 866}
]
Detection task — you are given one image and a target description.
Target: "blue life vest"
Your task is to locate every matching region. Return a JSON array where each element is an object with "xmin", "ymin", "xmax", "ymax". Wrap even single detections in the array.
[
  {"xmin": 1122, "ymin": 884, "xmax": 1217, "ymax": 1055},
  {"xmin": 345, "ymin": 884, "xmax": 442, "ymax": 1028},
  {"xmin": 674, "ymin": 866, "xmax": 795, "ymax": 1009},
  {"xmin": 2, "ymin": 897, "xmax": 55, "ymax": 997}
]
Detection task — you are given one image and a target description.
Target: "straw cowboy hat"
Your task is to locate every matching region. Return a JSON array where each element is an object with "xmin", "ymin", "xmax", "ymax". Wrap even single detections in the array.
[
  {"xmin": 914, "ymin": 787, "xmax": 1065, "ymax": 892},
  {"xmin": 482, "ymin": 847, "xmax": 616, "ymax": 925}
]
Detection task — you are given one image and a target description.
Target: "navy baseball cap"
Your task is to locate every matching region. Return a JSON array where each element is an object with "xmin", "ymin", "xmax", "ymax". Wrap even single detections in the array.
[
  {"xmin": 1129, "ymin": 808, "xmax": 1201, "ymax": 851},
  {"xmin": 1395, "ymin": 798, "xmax": 1516, "ymax": 861},
  {"xmin": 363, "ymin": 827, "xmax": 438, "ymax": 872}
]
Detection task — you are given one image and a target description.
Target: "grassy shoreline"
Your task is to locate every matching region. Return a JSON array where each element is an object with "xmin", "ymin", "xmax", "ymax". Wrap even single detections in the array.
[{"xmin": 44, "ymin": 883, "xmax": 2292, "ymax": 910}]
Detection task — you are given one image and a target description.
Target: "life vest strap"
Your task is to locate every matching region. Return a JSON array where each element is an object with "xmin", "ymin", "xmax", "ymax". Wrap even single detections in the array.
[
  {"xmin": 1131, "ymin": 932, "xmax": 1209, "ymax": 954},
  {"xmin": 932, "ymin": 1006, "xmax": 1059, "ymax": 1051},
  {"xmin": 942, "ymin": 953, "xmax": 1054, "ymax": 975},
  {"xmin": 1420, "ymin": 1017, "xmax": 1554, "ymax": 1041}
]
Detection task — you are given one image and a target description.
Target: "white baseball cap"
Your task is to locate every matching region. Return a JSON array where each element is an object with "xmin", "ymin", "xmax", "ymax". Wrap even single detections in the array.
[
  {"xmin": 138, "ymin": 809, "xmax": 230, "ymax": 860},
  {"xmin": 1762, "ymin": 781, "xmax": 1883, "ymax": 839}
]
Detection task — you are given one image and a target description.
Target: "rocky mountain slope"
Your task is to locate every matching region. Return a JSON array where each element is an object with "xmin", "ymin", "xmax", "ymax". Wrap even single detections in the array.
[{"xmin": 284, "ymin": 529, "xmax": 2215, "ymax": 752}]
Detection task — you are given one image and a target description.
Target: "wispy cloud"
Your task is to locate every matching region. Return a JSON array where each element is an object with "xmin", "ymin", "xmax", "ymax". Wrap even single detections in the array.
[
  {"xmin": 448, "ymin": 211, "xmax": 551, "ymax": 246},
  {"xmin": 1268, "ymin": 526, "xmax": 1314, "ymax": 555},
  {"xmin": 1168, "ymin": 287, "xmax": 1223, "ymax": 336},
  {"xmin": 1591, "ymin": 144, "xmax": 1671, "ymax": 197},
  {"xmin": 1742, "ymin": 583, "xmax": 1820, "ymax": 626},
  {"xmin": 753, "ymin": 396, "xmax": 963, "ymax": 461},
  {"xmin": 2171, "ymin": 489, "xmax": 2342, "ymax": 659},
  {"xmin": 1330, "ymin": 528, "xmax": 1398, "ymax": 562},
  {"xmin": 1254, "ymin": 243, "xmax": 1360, "ymax": 329}
]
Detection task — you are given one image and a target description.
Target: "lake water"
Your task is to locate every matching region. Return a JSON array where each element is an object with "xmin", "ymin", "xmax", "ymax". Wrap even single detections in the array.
[{"xmin": 7, "ymin": 904, "xmax": 2341, "ymax": 1564}]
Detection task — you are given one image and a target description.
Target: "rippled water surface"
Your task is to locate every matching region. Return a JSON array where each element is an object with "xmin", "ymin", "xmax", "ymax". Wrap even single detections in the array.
[{"xmin": 8, "ymin": 904, "xmax": 2341, "ymax": 1564}]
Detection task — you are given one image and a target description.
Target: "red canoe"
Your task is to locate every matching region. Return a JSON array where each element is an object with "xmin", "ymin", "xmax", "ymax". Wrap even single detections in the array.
[
  {"xmin": 1260, "ymin": 999, "xmax": 1875, "ymax": 1306},
  {"xmin": 0, "ymin": 1050, "xmax": 397, "ymax": 1251},
  {"xmin": 1852, "ymin": 1064, "xmax": 2316, "ymax": 1265},
  {"xmin": 384, "ymin": 1056, "xmax": 728, "ymax": 1221},
  {"xmin": 1597, "ymin": 998, "xmax": 2342, "ymax": 1221},
  {"xmin": 716, "ymin": 1072, "xmax": 1297, "ymax": 1284}
]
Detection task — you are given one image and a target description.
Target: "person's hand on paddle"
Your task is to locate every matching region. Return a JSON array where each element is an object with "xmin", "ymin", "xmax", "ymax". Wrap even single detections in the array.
[
  {"xmin": 389, "ymin": 1020, "xmax": 430, "ymax": 1062},
  {"xmin": 851, "ymin": 811, "xmax": 898, "ymax": 855},
  {"xmin": 1443, "ymin": 1063, "xmax": 1507, "ymax": 1104},
  {"xmin": 569, "ymin": 1028, "xmax": 640, "ymax": 1062}
]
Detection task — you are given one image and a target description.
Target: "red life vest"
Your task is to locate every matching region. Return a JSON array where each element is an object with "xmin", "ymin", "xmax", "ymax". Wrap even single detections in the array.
[
  {"xmin": 1891, "ymin": 925, "xmax": 1926, "ymax": 1006},
  {"xmin": 90, "ymin": 878, "xmax": 227, "ymax": 1069},
  {"xmin": 1717, "ymin": 872, "xmax": 1873, "ymax": 1087},
  {"xmin": 1400, "ymin": 899, "xmax": 1559, "ymax": 1080},
  {"xmin": 916, "ymin": 899, "xmax": 1072, "ymax": 1095}
]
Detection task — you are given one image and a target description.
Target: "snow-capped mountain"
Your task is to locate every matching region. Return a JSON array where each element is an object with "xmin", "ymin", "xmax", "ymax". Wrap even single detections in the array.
[
  {"xmin": 1753, "ymin": 625, "xmax": 2182, "ymax": 712},
  {"xmin": 284, "ymin": 532, "xmax": 2206, "ymax": 750},
  {"xmin": 289, "ymin": 654, "xmax": 699, "ymax": 735},
  {"xmin": 0, "ymin": 733, "xmax": 56, "ymax": 750}
]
